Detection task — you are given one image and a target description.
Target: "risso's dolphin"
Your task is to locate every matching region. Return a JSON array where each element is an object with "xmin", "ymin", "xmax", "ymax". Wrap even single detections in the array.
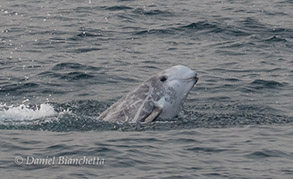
[{"xmin": 98, "ymin": 65, "xmax": 198, "ymax": 124}]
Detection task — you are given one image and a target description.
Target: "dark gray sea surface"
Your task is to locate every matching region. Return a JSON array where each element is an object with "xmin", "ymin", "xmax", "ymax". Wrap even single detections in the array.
[
  {"xmin": 1, "ymin": 126, "xmax": 293, "ymax": 179},
  {"xmin": 0, "ymin": 0, "xmax": 293, "ymax": 178}
]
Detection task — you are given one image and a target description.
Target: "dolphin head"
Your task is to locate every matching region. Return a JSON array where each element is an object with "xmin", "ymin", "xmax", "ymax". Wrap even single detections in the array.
[
  {"xmin": 151, "ymin": 65, "xmax": 198, "ymax": 119},
  {"xmin": 100, "ymin": 65, "xmax": 198, "ymax": 124}
]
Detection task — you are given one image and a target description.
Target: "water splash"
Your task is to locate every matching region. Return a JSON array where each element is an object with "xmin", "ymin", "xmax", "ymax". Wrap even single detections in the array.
[{"xmin": 0, "ymin": 103, "xmax": 56, "ymax": 122}]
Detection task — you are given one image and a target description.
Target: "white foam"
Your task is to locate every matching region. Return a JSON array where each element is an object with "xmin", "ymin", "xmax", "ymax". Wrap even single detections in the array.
[{"xmin": 0, "ymin": 103, "xmax": 56, "ymax": 122}]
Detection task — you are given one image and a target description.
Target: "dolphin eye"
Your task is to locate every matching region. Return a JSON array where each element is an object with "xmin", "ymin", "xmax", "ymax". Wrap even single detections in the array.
[{"xmin": 160, "ymin": 76, "xmax": 168, "ymax": 82}]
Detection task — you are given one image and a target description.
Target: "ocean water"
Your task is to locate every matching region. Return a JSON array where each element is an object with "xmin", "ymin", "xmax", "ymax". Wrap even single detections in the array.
[{"xmin": 0, "ymin": 0, "xmax": 292, "ymax": 178}]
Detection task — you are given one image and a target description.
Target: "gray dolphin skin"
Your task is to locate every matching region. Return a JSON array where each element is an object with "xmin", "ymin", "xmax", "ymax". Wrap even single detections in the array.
[{"xmin": 99, "ymin": 65, "xmax": 198, "ymax": 124}]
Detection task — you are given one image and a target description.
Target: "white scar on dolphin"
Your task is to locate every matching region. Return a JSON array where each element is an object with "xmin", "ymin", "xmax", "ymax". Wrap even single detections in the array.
[{"xmin": 98, "ymin": 65, "xmax": 198, "ymax": 124}]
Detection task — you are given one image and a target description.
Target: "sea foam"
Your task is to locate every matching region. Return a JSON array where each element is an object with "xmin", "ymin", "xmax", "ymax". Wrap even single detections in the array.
[{"xmin": 0, "ymin": 103, "xmax": 56, "ymax": 122}]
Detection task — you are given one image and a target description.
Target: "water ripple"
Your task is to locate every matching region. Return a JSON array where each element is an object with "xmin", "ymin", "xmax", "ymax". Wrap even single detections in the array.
[
  {"xmin": 105, "ymin": 6, "xmax": 133, "ymax": 11},
  {"xmin": 249, "ymin": 79, "xmax": 286, "ymax": 89}
]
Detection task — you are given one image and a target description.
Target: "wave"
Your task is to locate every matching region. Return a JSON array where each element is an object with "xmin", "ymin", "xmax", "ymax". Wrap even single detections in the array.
[
  {"xmin": 51, "ymin": 62, "xmax": 102, "ymax": 71},
  {"xmin": 105, "ymin": 6, "xmax": 133, "ymax": 11},
  {"xmin": 132, "ymin": 8, "xmax": 173, "ymax": 16},
  {"xmin": 0, "ymin": 83, "xmax": 40, "ymax": 95},
  {"xmin": 263, "ymin": 36, "xmax": 288, "ymax": 42},
  {"xmin": 134, "ymin": 21, "xmax": 251, "ymax": 37},
  {"xmin": 250, "ymin": 79, "xmax": 286, "ymax": 89}
]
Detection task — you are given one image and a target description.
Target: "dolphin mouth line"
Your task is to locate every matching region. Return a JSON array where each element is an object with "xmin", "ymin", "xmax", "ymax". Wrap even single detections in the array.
[{"xmin": 194, "ymin": 76, "xmax": 199, "ymax": 83}]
